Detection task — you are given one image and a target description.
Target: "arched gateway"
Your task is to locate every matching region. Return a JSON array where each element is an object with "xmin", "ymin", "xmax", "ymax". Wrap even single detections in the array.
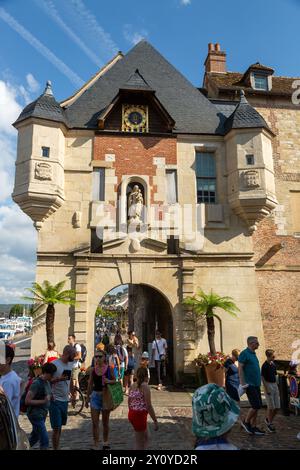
[{"xmin": 98, "ymin": 283, "xmax": 174, "ymax": 383}]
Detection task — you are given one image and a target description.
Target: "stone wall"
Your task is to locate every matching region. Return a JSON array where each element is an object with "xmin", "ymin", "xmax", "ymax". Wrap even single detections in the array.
[
  {"xmin": 253, "ymin": 217, "xmax": 300, "ymax": 359},
  {"xmin": 251, "ymin": 104, "xmax": 300, "ymax": 360}
]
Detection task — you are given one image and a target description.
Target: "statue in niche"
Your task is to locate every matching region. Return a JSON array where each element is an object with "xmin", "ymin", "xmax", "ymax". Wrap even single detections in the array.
[{"xmin": 128, "ymin": 185, "xmax": 143, "ymax": 223}]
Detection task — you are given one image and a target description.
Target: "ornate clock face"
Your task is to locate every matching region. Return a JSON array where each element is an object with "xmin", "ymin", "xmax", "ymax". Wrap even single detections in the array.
[{"xmin": 122, "ymin": 104, "xmax": 148, "ymax": 132}]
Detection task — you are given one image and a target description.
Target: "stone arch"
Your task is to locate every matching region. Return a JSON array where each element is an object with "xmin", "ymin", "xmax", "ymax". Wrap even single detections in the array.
[{"xmin": 87, "ymin": 265, "xmax": 179, "ymax": 382}]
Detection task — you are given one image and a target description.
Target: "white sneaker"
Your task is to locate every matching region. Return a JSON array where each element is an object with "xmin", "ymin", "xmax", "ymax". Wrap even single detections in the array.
[{"xmin": 297, "ymin": 432, "xmax": 300, "ymax": 441}]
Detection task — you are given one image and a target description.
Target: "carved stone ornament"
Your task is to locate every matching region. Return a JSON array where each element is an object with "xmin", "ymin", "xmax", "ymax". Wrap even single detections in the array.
[
  {"xmin": 243, "ymin": 170, "xmax": 260, "ymax": 189},
  {"xmin": 35, "ymin": 162, "xmax": 52, "ymax": 180}
]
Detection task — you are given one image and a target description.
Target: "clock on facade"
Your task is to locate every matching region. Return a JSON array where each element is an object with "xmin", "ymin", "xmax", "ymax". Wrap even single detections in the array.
[{"xmin": 122, "ymin": 104, "xmax": 148, "ymax": 132}]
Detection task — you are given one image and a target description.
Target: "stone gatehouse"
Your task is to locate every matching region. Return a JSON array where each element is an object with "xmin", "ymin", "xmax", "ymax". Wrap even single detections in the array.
[{"xmin": 12, "ymin": 41, "xmax": 300, "ymax": 381}]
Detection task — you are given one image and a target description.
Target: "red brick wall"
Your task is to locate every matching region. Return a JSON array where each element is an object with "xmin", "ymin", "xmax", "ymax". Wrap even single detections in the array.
[
  {"xmin": 94, "ymin": 134, "xmax": 177, "ymax": 203},
  {"xmin": 253, "ymin": 218, "xmax": 300, "ymax": 359}
]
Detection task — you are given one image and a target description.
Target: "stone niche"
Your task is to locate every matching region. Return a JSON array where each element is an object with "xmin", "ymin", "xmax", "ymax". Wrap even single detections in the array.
[
  {"xmin": 12, "ymin": 120, "xmax": 65, "ymax": 230},
  {"xmin": 225, "ymin": 128, "xmax": 277, "ymax": 233}
]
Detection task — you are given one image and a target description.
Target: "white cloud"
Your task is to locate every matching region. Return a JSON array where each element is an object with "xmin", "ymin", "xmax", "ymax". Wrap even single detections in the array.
[
  {"xmin": 123, "ymin": 24, "xmax": 148, "ymax": 46},
  {"xmin": 180, "ymin": 0, "xmax": 191, "ymax": 5},
  {"xmin": 0, "ymin": 7, "xmax": 84, "ymax": 87},
  {"xmin": 0, "ymin": 81, "xmax": 22, "ymax": 135},
  {"xmin": 0, "ymin": 170, "xmax": 12, "ymax": 202},
  {"xmin": 0, "ymin": 78, "xmax": 37, "ymax": 303},
  {"xmin": 0, "ymin": 287, "xmax": 27, "ymax": 304},
  {"xmin": 0, "ymin": 205, "xmax": 36, "ymax": 303},
  {"xmin": 26, "ymin": 73, "xmax": 40, "ymax": 93}
]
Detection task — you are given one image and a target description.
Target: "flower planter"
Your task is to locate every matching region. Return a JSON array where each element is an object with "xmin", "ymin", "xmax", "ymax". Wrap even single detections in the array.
[
  {"xmin": 204, "ymin": 363, "xmax": 225, "ymax": 387},
  {"xmin": 195, "ymin": 365, "xmax": 208, "ymax": 387}
]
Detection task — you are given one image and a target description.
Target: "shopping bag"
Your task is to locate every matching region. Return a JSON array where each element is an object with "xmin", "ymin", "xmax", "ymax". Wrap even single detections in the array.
[{"xmin": 105, "ymin": 382, "xmax": 123, "ymax": 410}]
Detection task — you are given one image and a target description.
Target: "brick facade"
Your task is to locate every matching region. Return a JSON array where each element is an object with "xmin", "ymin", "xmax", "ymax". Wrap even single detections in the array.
[{"xmin": 93, "ymin": 134, "xmax": 177, "ymax": 203}]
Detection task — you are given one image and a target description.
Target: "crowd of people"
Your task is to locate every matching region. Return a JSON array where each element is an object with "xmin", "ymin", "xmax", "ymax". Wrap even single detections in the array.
[{"xmin": 0, "ymin": 333, "xmax": 299, "ymax": 450}]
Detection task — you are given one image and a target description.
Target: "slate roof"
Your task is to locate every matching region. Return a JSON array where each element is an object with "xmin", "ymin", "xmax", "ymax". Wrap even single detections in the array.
[
  {"xmin": 13, "ymin": 41, "xmax": 273, "ymax": 136},
  {"xmin": 63, "ymin": 40, "xmax": 223, "ymax": 134},
  {"xmin": 209, "ymin": 99, "xmax": 238, "ymax": 129},
  {"xmin": 223, "ymin": 91, "xmax": 271, "ymax": 134},
  {"xmin": 14, "ymin": 81, "xmax": 66, "ymax": 126},
  {"xmin": 120, "ymin": 68, "xmax": 154, "ymax": 91}
]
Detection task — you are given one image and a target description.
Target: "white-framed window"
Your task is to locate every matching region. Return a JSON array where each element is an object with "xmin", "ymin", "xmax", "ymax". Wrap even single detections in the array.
[
  {"xmin": 166, "ymin": 169, "xmax": 178, "ymax": 204},
  {"xmin": 196, "ymin": 152, "xmax": 216, "ymax": 204},
  {"xmin": 92, "ymin": 168, "xmax": 105, "ymax": 201},
  {"xmin": 253, "ymin": 74, "xmax": 268, "ymax": 91}
]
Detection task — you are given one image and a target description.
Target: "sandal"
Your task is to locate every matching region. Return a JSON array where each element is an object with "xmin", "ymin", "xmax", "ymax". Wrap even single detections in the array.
[{"xmin": 102, "ymin": 445, "xmax": 111, "ymax": 451}]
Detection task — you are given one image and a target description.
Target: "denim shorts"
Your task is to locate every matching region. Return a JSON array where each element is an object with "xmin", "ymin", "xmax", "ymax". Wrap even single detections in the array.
[
  {"xmin": 49, "ymin": 400, "xmax": 68, "ymax": 429},
  {"xmin": 90, "ymin": 391, "xmax": 103, "ymax": 411}
]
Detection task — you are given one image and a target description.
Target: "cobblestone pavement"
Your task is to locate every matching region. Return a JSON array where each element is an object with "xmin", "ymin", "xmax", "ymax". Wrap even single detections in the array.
[{"xmin": 18, "ymin": 387, "xmax": 300, "ymax": 450}]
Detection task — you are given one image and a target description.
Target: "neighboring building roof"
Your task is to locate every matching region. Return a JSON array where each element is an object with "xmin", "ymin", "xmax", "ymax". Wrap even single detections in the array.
[
  {"xmin": 224, "ymin": 90, "xmax": 272, "ymax": 134},
  {"xmin": 13, "ymin": 81, "xmax": 66, "ymax": 126},
  {"xmin": 206, "ymin": 71, "xmax": 298, "ymax": 96},
  {"xmin": 244, "ymin": 62, "xmax": 275, "ymax": 73},
  {"xmin": 63, "ymin": 40, "xmax": 222, "ymax": 134}
]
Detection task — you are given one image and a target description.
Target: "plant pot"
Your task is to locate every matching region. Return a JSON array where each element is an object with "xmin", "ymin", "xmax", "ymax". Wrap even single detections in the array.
[
  {"xmin": 33, "ymin": 367, "xmax": 42, "ymax": 377},
  {"xmin": 195, "ymin": 365, "xmax": 208, "ymax": 387},
  {"xmin": 204, "ymin": 363, "xmax": 225, "ymax": 387}
]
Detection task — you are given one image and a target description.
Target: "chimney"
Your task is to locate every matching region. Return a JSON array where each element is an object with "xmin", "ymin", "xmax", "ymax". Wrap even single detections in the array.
[{"xmin": 204, "ymin": 43, "xmax": 226, "ymax": 73}]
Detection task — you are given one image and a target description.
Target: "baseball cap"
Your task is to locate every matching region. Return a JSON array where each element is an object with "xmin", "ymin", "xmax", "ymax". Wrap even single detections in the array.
[
  {"xmin": 141, "ymin": 351, "xmax": 149, "ymax": 359},
  {"xmin": 192, "ymin": 384, "xmax": 240, "ymax": 438}
]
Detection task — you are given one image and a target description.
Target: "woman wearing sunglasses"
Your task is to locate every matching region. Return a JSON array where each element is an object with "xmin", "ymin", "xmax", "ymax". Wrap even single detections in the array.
[{"xmin": 85, "ymin": 352, "xmax": 116, "ymax": 450}]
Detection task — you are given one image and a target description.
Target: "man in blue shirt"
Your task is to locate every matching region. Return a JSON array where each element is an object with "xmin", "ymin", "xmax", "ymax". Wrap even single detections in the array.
[{"xmin": 238, "ymin": 336, "xmax": 265, "ymax": 436}]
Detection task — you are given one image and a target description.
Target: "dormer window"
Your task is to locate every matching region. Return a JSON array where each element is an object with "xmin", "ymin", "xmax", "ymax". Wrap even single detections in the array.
[{"xmin": 253, "ymin": 74, "xmax": 268, "ymax": 91}]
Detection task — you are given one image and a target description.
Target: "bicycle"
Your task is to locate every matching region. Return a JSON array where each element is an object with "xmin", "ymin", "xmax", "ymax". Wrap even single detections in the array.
[
  {"xmin": 68, "ymin": 386, "xmax": 84, "ymax": 416},
  {"xmin": 67, "ymin": 368, "xmax": 90, "ymax": 416}
]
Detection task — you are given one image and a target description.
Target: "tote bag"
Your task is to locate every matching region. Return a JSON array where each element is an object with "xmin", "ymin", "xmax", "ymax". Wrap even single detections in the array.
[{"xmin": 103, "ymin": 382, "xmax": 123, "ymax": 411}]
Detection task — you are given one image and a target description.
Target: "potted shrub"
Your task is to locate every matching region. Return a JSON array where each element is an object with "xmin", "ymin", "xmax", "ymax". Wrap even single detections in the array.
[
  {"xmin": 183, "ymin": 290, "xmax": 239, "ymax": 386},
  {"xmin": 193, "ymin": 353, "xmax": 209, "ymax": 387}
]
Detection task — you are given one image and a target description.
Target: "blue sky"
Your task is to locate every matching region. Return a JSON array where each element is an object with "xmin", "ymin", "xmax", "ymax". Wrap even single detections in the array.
[{"xmin": 0, "ymin": 0, "xmax": 299, "ymax": 303}]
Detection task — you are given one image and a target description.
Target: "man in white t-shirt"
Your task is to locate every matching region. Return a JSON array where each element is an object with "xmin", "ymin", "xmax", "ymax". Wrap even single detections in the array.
[
  {"xmin": 49, "ymin": 345, "xmax": 76, "ymax": 450},
  {"xmin": 0, "ymin": 344, "xmax": 21, "ymax": 417},
  {"xmin": 151, "ymin": 331, "xmax": 167, "ymax": 391},
  {"xmin": 67, "ymin": 334, "xmax": 82, "ymax": 396}
]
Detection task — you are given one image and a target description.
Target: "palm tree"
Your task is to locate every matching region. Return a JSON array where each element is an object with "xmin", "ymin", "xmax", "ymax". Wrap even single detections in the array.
[
  {"xmin": 23, "ymin": 280, "xmax": 76, "ymax": 344},
  {"xmin": 182, "ymin": 290, "xmax": 240, "ymax": 355}
]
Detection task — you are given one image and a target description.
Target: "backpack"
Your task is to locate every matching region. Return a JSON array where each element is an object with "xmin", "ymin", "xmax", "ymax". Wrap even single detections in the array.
[
  {"xmin": 75, "ymin": 343, "xmax": 87, "ymax": 364},
  {"xmin": 20, "ymin": 378, "xmax": 33, "ymax": 413},
  {"xmin": 116, "ymin": 346, "xmax": 125, "ymax": 363},
  {"xmin": 20, "ymin": 377, "xmax": 45, "ymax": 414}
]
